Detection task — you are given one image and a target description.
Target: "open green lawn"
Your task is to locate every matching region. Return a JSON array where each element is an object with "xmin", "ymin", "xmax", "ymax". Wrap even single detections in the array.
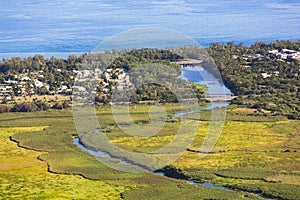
[{"xmin": 0, "ymin": 106, "xmax": 299, "ymax": 199}]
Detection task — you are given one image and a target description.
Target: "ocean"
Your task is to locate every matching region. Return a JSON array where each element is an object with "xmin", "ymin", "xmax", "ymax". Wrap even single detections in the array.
[{"xmin": 0, "ymin": 0, "xmax": 299, "ymax": 58}]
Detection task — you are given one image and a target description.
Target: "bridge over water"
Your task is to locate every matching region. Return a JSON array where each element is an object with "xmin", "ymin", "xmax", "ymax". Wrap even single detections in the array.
[
  {"xmin": 174, "ymin": 59, "xmax": 203, "ymax": 67},
  {"xmin": 205, "ymin": 94, "xmax": 236, "ymax": 102}
]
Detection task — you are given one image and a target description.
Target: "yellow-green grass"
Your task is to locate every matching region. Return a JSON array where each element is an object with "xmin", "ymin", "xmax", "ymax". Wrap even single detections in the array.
[
  {"xmin": 0, "ymin": 107, "xmax": 299, "ymax": 199},
  {"xmin": 0, "ymin": 123, "xmax": 251, "ymax": 200},
  {"xmin": 168, "ymin": 120, "xmax": 300, "ymax": 199},
  {"xmin": 230, "ymin": 107, "xmax": 271, "ymax": 114},
  {"xmin": 14, "ymin": 95, "xmax": 70, "ymax": 103},
  {"xmin": 265, "ymin": 174, "xmax": 300, "ymax": 186},
  {"xmin": 109, "ymin": 116, "xmax": 300, "ymax": 199},
  {"xmin": 111, "ymin": 135, "xmax": 175, "ymax": 152},
  {"xmin": 169, "ymin": 121, "xmax": 299, "ymax": 170},
  {"xmin": 109, "ymin": 120, "xmax": 299, "ymax": 170},
  {"xmin": 0, "ymin": 127, "xmax": 126, "ymax": 199}
]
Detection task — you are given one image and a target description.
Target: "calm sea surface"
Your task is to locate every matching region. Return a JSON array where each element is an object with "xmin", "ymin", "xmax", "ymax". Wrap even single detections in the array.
[{"xmin": 0, "ymin": 0, "xmax": 299, "ymax": 58}]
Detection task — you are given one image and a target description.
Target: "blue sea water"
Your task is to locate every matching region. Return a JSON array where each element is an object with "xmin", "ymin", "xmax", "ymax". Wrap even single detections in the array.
[{"xmin": 0, "ymin": 0, "xmax": 299, "ymax": 58}]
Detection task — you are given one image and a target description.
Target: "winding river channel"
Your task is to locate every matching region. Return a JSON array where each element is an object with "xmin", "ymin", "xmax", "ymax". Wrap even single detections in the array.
[
  {"xmin": 73, "ymin": 66, "xmax": 273, "ymax": 199},
  {"xmin": 74, "ymin": 138, "xmax": 226, "ymax": 189}
]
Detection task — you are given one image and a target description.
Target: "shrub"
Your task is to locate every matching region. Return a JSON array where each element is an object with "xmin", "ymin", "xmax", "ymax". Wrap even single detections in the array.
[
  {"xmin": 0, "ymin": 105, "xmax": 10, "ymax": 113},
  {"xmin": 11, "ymin": 102, "xmax": 39, "ymax": 112}
]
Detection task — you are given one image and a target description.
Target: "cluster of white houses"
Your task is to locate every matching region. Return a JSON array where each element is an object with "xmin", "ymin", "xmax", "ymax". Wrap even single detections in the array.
[
  {"xmin": 233, "ymin": 48, "xmax": 300, "ymax": 62},
  {"xmin": 260, "ymin": 49, "xmax": 300, "ymax": 79},
  {"xmin": 0, "ymin": 85, "xmax": 13, "ymax": 102},
  {"xmin": 0, "ymin": 67, "xmax": 132, "ymax": 103},
  {"xmin": 72, "ymin": 68, "xmax": 132, "ymax": 95},
  {"xmin": 268, "ymin": 48, "xmax": 300, "ymax": 61},
  {"xmin": 0, "ymin": 72, "xmax": 72, "ymax": 103},
  {"xmin": 233, "ymin": 48, "xmax": 300, "ymax": 79}
]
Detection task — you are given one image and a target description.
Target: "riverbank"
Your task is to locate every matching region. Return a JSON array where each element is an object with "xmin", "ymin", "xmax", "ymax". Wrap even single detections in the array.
[{"xmin": 73, "ymin": 136, "xmax": 271, "ymax": 199}]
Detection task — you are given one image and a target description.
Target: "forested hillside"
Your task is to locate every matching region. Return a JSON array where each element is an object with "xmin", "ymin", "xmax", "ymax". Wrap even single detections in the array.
[{"xmin": 208, "ymin": 40, "xmax": 300, "ymax": 119}]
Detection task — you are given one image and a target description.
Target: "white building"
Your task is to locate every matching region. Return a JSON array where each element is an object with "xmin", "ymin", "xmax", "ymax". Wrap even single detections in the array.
[
  {"xmin": 34, "ymin": 80, "xmax": 44, "ymax": 88},
  {"xmin": 21, "ymin": 77, "xmax": 31, "ymax": 81},
  {"xmin": 4, "ymin": 80, "xmax": 18, "ymax": 84},
  {"xmin": 268, "ymin": 50, "xmax": 279, "ymax": 54},
  {"xmin": 261, "ymin": 73, "xmax": 272, "ymax": 78}
]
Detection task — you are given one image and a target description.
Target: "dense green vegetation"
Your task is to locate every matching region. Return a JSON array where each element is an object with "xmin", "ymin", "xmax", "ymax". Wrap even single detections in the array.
[
  {"xmin": 1, "ymin": 40, "xmax": 299, "ymax": 119},
  {"xmin": 207, "ymin": 40, "xmax": 300, "ymax": 119},
  {"xmin": 109, "ymin": 48, "xmax": 182, "ymax": 71},
  {"xmin": 0, "ymin": 48, "xmax": 206, "ymax": 105},
  {"xmin": 0, "ymin": 99, "xmax": 69, "ymax": 113}
]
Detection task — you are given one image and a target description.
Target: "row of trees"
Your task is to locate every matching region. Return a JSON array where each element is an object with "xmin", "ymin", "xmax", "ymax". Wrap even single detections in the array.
[{"xmin": 0, "ymin": 100, "xmax": 69, "ymax": 113}]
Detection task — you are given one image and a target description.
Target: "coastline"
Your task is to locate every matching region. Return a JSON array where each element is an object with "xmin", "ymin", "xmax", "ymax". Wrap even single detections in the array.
[{"xmin": 1, "ymin": 38, "xmax": 299, "ymax": 60}]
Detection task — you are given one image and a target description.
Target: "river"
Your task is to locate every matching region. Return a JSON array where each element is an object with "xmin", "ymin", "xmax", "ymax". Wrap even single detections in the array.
[
  {"xmin": 72, "ymin": 67, "xmax": 278, "ymax": 199},
  {"xmin": 74, "ymin": 66, "xmax": 233, "ymax": 188},
  {"xmin": 73, "ymin": 138, "xmax": 227, "ymax": 190}
]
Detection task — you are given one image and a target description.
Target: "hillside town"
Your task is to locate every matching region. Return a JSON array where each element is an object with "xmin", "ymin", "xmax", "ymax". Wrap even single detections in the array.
[
  {"xmin": 231, "ymin": 48, "xmax": 300, "ymax": 79},
  {"xmin": 0, "ymin": 67, "xmax": 131, "ymax": 104},
  {"xmin": 233, "ymin": 48, "xmax": 300, "ymax": 62},
  {"xmin": 268, "ymin": 48, "xmax": 300, "ymax": 61}
]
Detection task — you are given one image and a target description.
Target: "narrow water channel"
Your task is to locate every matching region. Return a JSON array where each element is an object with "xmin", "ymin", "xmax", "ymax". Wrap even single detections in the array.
[
  {"xmin": 74, "ymin": 65, "xmax": 233, "ymax": 189},
  {"xmin": 73, "ymin": 138, "xmax": 226, "ymax": 190},
  {"xmin": 73, "ymin": 66, "xmax": 233, "ymax": 189},
  {"xmin": 72, "ymin": 66, "xmax": 276, "ymax": 199},
  {"xmin": 74, "ymin": 137, "xmax": 278, "ymax": 200}
]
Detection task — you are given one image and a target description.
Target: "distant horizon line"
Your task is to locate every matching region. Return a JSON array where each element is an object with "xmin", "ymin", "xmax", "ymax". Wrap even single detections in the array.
[{"xmin": 0, "ymin": 38, "xmax": 299, "ymax": 60}]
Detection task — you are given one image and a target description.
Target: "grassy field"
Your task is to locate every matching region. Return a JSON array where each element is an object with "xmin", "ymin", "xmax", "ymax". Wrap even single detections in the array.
[
  {"xmin": 14, "ymin": 95, "xmax": 70, "ymax": 103},
  {"xmin": 0, "ymin": 106, "xmax": 299, "ymax": 199},
  {"xmin": 172, "ymin": 121, "xmax": 300, "ymax": 169},
  {"xmin": 171, "ymin": 120, "xmax": 300, "ymax": 199},
  {"xmin": 0, "ymin": 107, "xmax": 258, "ymax": 199},
  {"xmin": 0, "ymin": 127, "xmax": 128, "ymax": 199}
]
